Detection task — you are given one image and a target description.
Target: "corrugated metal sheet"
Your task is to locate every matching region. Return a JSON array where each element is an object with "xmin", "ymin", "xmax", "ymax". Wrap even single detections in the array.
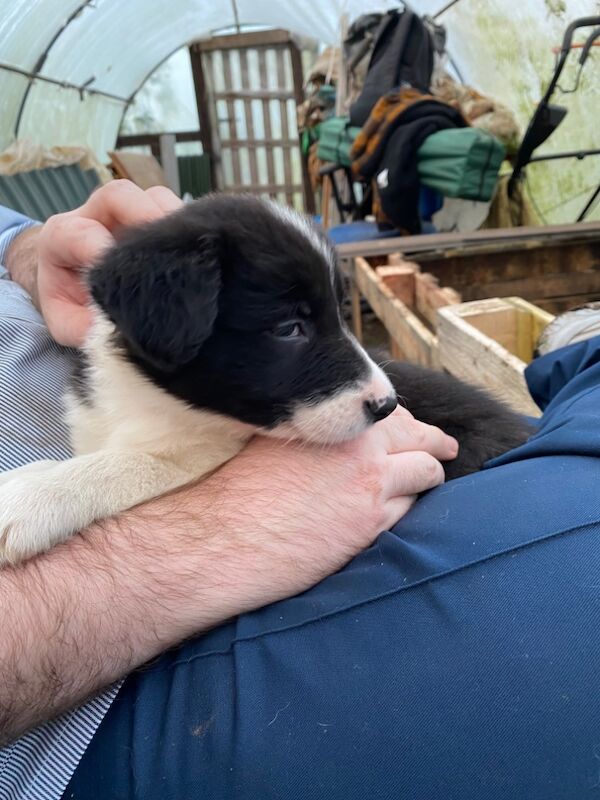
[
  {"xmin": 178, "ymin": 154, "xmax": 212, "ymax": 198},
  {"xmin": 0, "ymin": 164, "xmax": 99, "ymax": 221}
]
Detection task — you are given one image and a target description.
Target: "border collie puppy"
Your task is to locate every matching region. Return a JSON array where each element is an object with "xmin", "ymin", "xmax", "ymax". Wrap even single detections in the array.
[{"xmin": 0, "ymin": 195, "xmax": 530, "ymax": 564}]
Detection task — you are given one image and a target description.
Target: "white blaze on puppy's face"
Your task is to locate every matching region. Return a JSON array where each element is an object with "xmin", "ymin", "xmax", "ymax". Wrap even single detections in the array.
[{"xmin": 266, "ymin": 343, "xmax": 397, "ymax": 445}]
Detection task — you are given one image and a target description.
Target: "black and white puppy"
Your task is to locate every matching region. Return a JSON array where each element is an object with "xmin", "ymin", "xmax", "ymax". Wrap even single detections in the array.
[{"xmin": 0, "ymin": 195, "xmax": 530, "ymax": 563}]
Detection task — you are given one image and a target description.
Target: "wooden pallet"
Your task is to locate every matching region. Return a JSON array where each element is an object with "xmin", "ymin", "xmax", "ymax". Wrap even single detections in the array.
[
  {"xmin": 349, "ymin": 256, "xmax": 460, "ymax": 368},
  {"xmin": 346, "ymin": 257, "xmax": 555, "ymax": 416},
  {"xmin": 437, "ymin": 298, "xmax": 554, "ymax": 416}
]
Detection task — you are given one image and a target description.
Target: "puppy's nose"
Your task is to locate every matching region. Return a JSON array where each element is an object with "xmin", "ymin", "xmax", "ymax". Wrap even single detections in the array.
[{"xmin": 364, "ymin": 395, "xmax": 398, "ymax": 423}]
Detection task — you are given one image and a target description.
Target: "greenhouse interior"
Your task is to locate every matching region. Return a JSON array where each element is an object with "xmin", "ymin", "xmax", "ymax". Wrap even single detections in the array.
[{"xmin": 1, "ymin": 2, "xmax": 600, "ymax": 799}]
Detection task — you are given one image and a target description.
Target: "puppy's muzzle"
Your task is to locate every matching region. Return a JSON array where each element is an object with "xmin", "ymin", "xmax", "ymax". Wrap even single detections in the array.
[{"xmin": 364, "ymin": 394, "xmax": 398, "ymax": 423}]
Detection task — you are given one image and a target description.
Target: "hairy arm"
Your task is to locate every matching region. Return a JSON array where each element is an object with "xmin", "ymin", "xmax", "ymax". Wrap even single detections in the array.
[
  {"xmin": 4, "ymin": 225, "xmax": 41, "ymax": 309},
  {"xmin": 0, "ymin": 478, "xmax": 246, "ymax": 744},
  {"xmin": 0, "ymin": 425, "xmax": 454, "ymax": 745}
]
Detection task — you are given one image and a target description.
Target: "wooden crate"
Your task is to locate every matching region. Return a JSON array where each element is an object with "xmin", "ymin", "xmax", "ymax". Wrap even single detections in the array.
[
  {"xmin": 337, "ymin": 222, "xmax": 600, "ymax": 316},
  {"xmin": 437, "ymin": 297, "xmax": 555, "ymax": 416},
  {"xmin": 349, "ymin": 256, "xmax": 460, "ymax": 368}
]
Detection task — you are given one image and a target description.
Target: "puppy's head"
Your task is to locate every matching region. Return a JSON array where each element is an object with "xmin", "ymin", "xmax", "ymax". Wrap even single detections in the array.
[{"xmin": 89, "ymin": 195, "xmax": 397, "ymax": 444}]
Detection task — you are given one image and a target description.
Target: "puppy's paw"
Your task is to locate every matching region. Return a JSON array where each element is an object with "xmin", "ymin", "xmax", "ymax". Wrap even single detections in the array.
[
  {"xmin": 0, "ymin": 460, "xmax": 61, "ymax": 488},
  {"xmin": 0, "ymin": 467, "xmax": 82, "ymax": 565}
]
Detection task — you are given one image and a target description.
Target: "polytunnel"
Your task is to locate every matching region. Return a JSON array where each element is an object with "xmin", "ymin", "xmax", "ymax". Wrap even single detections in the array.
[
  {"xmin": 2, "ymin": 6, "xmax": 600, "ymax": 800},
  {"xmin": 0, "ymin": 0, "xmax": 599, "ymax": 222}
]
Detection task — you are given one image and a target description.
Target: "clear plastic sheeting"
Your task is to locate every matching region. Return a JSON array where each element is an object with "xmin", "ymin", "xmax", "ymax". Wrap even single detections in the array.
[
  {"xmin": 0, "ymin": 0, "xmax": 397, "ymax": 154},
  {"xmin": 0, "ymin": 0, "xmax": 598, "ymax": 222}
]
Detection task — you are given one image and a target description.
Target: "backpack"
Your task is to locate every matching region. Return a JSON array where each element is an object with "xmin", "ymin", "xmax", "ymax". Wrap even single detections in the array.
[{"xmin": 348, "ymin": 8, "xmax": 446, "ymax": 128}]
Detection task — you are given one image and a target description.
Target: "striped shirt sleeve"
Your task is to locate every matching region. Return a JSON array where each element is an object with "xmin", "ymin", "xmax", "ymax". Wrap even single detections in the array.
[{"xmin": 0, "ymin": 214, "xmax": 122, "ymax": 800}]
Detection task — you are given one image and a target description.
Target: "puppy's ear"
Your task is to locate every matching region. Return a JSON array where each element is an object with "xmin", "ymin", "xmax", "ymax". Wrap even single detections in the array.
[{"xmin": 89, "ymin": 233, "xmax": 221, "ymax": 372}]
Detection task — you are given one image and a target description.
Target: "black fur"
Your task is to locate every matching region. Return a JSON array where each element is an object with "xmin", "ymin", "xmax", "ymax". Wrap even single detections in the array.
[
  {"xmin": 89, "ymin": 195, "xmax": 369, "ymax": 429},
  {"xmin": 88, "ymin": 194, "xmax": 531, "ymax": 479},
  {"xmin": 71, "ymin": 351, "xmax": 93, "ymax": 406},
  {"xmin": 380, "ymin": 358, "xmax": 533, "ymax": 480}
]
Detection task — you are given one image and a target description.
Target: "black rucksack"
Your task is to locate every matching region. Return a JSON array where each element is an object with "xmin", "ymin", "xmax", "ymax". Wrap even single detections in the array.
[{"xmin": 348, "ymin": 8, "xmax": 446, "ymax": 127}]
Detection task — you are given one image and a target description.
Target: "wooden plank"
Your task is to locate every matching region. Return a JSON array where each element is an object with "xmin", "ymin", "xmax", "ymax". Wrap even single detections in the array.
[
  {"xmin": 386, "ymin": 253, "xmax": 418, "ymax": 268},
  {"xmin": 108, "ymin": 151, "xmax": 168, "ymax": 190},
  {"xmin": 389, "ymin": 339, "xmax": 404, "ymax": 359},
  {"xmin": 117, "ymin": 130, "xmax": 202, "ymax": 147},
  {"xmin": 506, "ymin": 297, "xmax": 555, "ymax": 359},
  {"xmin": 220, "ymin": 138, "xmax": 299, "ymax": 149},
  {"xmin": 289, "ymin": 38, "xmax": 315, "ymax": 214},
  {"xmin": 375, "ymin": 265, "xmax": 417, "ymax": 306},
  {"xmin": 214, "ymin": 89, "xmax": 293, "ymax": 101},
  {"xmin": 354, "ymin": 258, "xmax": 437, "ymax": 367},
  {"xmin": 321, "ymin": 174, "xmax": 332, "ymax": 229},
  {"xmin": 337, "ymin": 221, "xmax": 600, "ymax": 260},
  {"xmin": 188, "ymin": 46, "xmax": 216, "ymax": 188},
  {"xmin": 458, "ymin": 305, "xmax": 520, "ymax": 355},
  {"xmin": 351, "ymin": 279, "xmax": 363, "ymax": 342},
  {"xmin": 239, "ymin": 49, "xmax": 259, "ymax": 189},
  {"xmin": 257, "ymin": 49, "xmax": 277, "ymax": 189},
  {"xmin": 414, "ymin": 272, "xmax": 461, "ymax": 327},
  {"xmin": 205, "ymin": 52, "xmax": 225, "ymax": 188},
  {"xmin": 221, "ymin": 50, "xmax": 242, "ymax": 188},
  {"xmin": 463, "ymin": 270, "xmax": 600, "ymax": 302},
  {"xmin": 158, "ymin": 133, "xmax": 181, "ymax": 195},
  {"xmin": 437, "ymin": 301, "xmax": 541, "ymax": 417},
  {"xmin": 335, "ymin": 14, "xmax": 349, "ymax": 116},
  {"xmin": 532, "ymin": 293, "xmax": 600, "ymax": 315},
  {"xmin": 223, "ymin": 182, "xmax": 303, "ymax": 194},
  {"xmin": 193, "ymin": 29, "xmax": 293, "ymax": 52},
  {"xmin": 423, "ymin": 244, "xmax": 599, "ymax": 291},
  {"xmin": 276, "ymin": 48, "xmax": 293, "ymax": 205}
]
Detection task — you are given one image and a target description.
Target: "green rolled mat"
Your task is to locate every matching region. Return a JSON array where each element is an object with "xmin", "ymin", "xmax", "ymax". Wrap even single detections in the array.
[{"xmin": 417, "ymin": 127, "xmax": 505, "ymax": 202}]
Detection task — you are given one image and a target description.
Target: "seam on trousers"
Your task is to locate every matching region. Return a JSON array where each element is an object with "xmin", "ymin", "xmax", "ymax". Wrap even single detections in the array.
[{"xmin": 163, "ymin": 517, "xmax": 600, "ymax": 671}]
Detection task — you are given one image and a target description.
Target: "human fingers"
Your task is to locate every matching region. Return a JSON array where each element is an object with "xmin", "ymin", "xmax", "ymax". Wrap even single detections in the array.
[
  {"xmin": 382, "ymin": 450, "xmax": 445, "ymax": 500},
  {"xmin": 75, "ymin": 179, "xmax": 175, "ymax": 230},
  {"xmin": 44, "ymin": 299, "xmax": 93, "ymax": 348},
  {"xmin": 377, "ymin": 407, "xmax": 458, "ymax": 462},
  {"xmin": 145, "ymin": 185, "xmax": 184, "ymax": 213},
  {"xmin": 39, "ymin": 215, "xmax": 115, "ymax": 272}
]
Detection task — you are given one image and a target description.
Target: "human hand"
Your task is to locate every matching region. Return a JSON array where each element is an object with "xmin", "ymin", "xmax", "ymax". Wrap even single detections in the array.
[
  {"xmin": 36, "ymin": 180, "xmax": 182, "ymax": 346},
  {"xmin": 167, "ymin": 406, "xmax": 457, "ymax": 630}
]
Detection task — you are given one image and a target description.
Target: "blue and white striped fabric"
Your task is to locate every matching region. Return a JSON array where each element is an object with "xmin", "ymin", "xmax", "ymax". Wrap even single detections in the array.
[{"xmin": 0, "ymin": 216, "xmax": 120, "ymax": 799}]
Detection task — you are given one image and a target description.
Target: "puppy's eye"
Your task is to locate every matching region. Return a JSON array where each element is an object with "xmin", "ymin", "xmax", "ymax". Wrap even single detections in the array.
[{"xmin": 272, "ymin": 321, "xmax": 305, "ymax": 339}]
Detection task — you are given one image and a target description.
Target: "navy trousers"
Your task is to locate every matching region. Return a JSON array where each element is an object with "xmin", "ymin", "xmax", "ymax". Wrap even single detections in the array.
[{"xmin": 67, "ymin": 338, "xmax": 600, "ymax": 800}]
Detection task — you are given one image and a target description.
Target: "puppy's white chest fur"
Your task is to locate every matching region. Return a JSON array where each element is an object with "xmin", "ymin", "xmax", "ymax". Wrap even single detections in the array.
[
  {"xmin": 0, "ymin": 313, "xmax": 251, "ymax": 565},
  {"xmin": 71, "ymin": 315, "xmax": 250, "ymax": 471}
]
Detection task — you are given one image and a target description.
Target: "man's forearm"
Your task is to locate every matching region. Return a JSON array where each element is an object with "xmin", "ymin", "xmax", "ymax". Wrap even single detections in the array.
[
  {"xmin": 0, "ymin": 411, "xmax": 449, "ymax": 744},
  {"xmin": 0, "ymin": 475, "xmax": 261, "ymax": 745},
  {"xmin": 4, "ymin": 225, "xmax": 41, "ymax": 308}
]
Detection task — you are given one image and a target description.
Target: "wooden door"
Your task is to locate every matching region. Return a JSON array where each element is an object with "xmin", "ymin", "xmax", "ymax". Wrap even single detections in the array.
[{"xmin": 190, "ymin": 29, "xmax": 313, "ymax": 212}]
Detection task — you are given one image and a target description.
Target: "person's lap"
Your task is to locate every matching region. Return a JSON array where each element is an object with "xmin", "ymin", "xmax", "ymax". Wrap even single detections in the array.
[{"xmin": 67, "ymin": 338, "xmax": 600, "ymax": 800}]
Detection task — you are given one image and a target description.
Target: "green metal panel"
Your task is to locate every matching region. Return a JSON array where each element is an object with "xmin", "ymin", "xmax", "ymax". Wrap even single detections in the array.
[
  {"xmin": 178, "ymin": 154, "xmax": 211, "ymax": 198},
  {"xmin": 0, "ymin": 164, "xmax": 100, "ymax": 221}
]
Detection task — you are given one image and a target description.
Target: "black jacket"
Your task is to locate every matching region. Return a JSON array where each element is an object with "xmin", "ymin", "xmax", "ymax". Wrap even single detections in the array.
[{"xmin": 377, "ymin": 100, "xmax": 466, "ymax": 234}]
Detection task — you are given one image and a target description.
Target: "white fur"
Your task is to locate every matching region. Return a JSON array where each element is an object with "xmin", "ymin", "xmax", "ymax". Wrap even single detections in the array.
[
  {"xmin": 0, "ymin": 311, "xmax": 253, "ymax": 564},
  {"xmin": 268, "ymin": 355, "xmax": 395, "ymax": 445},
  {"xmin": 266, "ymin": 201, "xmax": 336, "ymax": 280}
]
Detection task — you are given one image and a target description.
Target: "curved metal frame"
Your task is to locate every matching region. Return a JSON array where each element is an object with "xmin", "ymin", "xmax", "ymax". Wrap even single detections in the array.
[
  {"xmin": 509, "ymin": 15, "xmax": 600, "ymax": 197},
  {"xmin": 14, "ymin": 0, "xmax": 98, "ymax": 138}
]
